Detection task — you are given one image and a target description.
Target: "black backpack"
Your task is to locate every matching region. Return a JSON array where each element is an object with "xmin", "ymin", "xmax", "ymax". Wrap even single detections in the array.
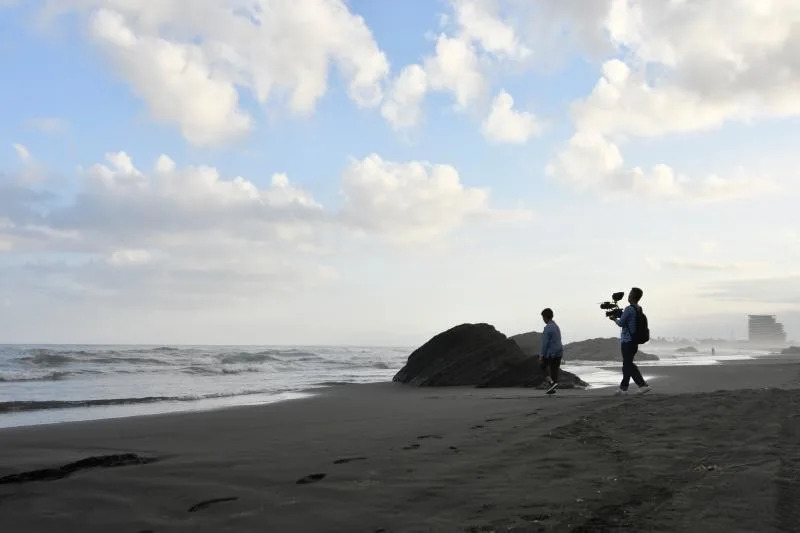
[{"xmin": 633, "ymin": 306, "xmax": 650, "ymax": 344}]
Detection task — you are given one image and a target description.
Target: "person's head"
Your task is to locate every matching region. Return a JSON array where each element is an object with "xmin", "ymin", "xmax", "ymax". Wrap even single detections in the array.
[
  {"xmin": 541, "ymin": 308, "xmax": 554, "ymax": 323},
  {"xmin": 628, "ymin": 287, "xmax": 643, "ymax": 305}
]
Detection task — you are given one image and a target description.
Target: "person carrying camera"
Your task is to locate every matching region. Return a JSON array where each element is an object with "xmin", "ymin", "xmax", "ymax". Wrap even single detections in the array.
[
  {"xmin": 610, "ymin": 287, "xmax": 651, "ymax": 394},
  {"xmin": 539, "ymin": 308, "xmax": 563, "ymax": 395}
]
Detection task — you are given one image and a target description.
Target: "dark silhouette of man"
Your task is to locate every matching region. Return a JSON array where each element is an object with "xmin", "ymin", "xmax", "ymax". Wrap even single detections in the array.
[
  {"xmin": 539, "ymin": 308, "xmax": 563, "ymax": 395},
  {"xmin": 610, "ymin": 287, "xmax": 651, "ymax": 394}
]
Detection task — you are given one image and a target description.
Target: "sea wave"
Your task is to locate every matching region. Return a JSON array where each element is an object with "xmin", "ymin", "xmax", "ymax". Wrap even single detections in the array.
[
  {"xmin": 86, "ymin": 357, "xmax": 170, "ymax": 366},
  {"xmin": 15, "ymin": 349, "xmax": 172, "ymax": 367},
  {"xmin": 17, "ymin": 352, "xmax": 75, "ymax": 366},
  {"xmin": 151, "ymin": 346, "xmax": 180, "ymax": 352},
  {"xmin": 219, "ymin": 351, "xmax": 284, "ymax": 364},
  {"xmin": 0, "ymin": 385, "xmax": 311, "ymax": 413},
  {"xmin": 180, "ymin": 365, "xmax": 261, "ymax": 376},
  {"xmin": 0, "ymin": 371, "xmax": 75, "ymax": 382}
]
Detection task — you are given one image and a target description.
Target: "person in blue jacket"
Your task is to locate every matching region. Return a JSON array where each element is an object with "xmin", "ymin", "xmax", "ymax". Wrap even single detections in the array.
[
  {"xmin": 610, "ymin": 287, "xmax": 651, "ymax": 395},
  {"xmin": 539, "ymin": 308, "xmax": 563, "ymax": 395}
]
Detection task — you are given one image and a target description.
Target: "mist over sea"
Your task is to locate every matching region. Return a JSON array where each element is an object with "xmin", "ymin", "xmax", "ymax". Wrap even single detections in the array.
[{"xmin": 0, "ymin": 343, "xmax": 769, "ymax": 428}]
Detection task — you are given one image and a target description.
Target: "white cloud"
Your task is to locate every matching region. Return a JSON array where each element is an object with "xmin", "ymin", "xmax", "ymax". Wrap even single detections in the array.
[
  {"xmin": 409, "ymin": 1, "xmax": 527, "ymax": 113},
  {"xmin": 381, "ymin": 64, "xmax": 428, "ymax": 130},
  {"xmin": 4, "ymin": 148, "xmax": 525, "ymax": 257},
  {"xmin": 542, "ymin": 1, "xmax": 800, "ymax": 200},
  {"xmin": 375, "ymin": 1, "xmax": 539, "ymax": 132},
  {"xmin": 69, "ymin": 151, "xmax": 324, "ymax": 240},
  {"xmin": 592, "ymin": 1, "xmax": 800, "ymax": 135},
  {"xmin": 605, "ymin": 0, "xmax": 800, "ymax": 113},
  {"xmin": 12, "ymin": 143, "xmax": 31, "ymax": 163},
  {"xmin": 340, "ymin": 153, "xmax": 527, "ymax": 242},
  {"xmin": 0, "ymin": 149, "xmax": 529, "ymax": 309},
  {"xmin": 545, "ymin": 132, "xmax": 625, "ymax": 191},
  {"xmin": 424, "ymin": 34, "xmax": 485, "ymax": 110},
  {"xmin": 451, "ymin": 0, "xmax": 530, "ymax": 61},
  {"xmin": 45, "ymin": 0, "xmax": 390, "ymax": 145},
  {"xmin": 547, "ymin": 132, "xmax": 777, "ymax": 203},
  {"xmin": 572, "ymin": 59, "xmax": 741, "ymax": 138},
  {"xmin": 481, "ymin": 90, "xmax": 539, "ymax": 143},
  {"xmin": 108, "ymin": 249, "xmax": 153, "ymax": 267},
  {"xmin": 89, "ymin": 9, "xmax": 252, "ymax": 146},
  {"xmin": 0, "ymin": 150, "xmax": 333, "ymax": 306}
]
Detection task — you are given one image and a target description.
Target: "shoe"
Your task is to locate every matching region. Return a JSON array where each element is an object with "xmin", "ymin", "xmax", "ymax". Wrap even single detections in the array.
[
  {"xmin": 638, "ymin": 385, "xmax": 651, "ymax": 395},
  {"xmin": 615, "ymin": 388, "xmax": 628, "ymax": 395},
  {"xmin": 545, "ymin": 382, "xmax": 559, "ymax": 395}
]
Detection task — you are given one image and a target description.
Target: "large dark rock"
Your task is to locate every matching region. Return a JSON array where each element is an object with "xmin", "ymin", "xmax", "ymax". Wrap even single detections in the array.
[
  {"xmin": 781, "ymin": 346, "xmax": 800, "ymax": 355},
  {"xmin": 676, "ymin": 346, "xmax": 698, "ymax": 353},
  {"xmin": 393, "ymin": 323, "xmax": 587, "ymax": 389},
  {"xmin": 476, "ymin": 357, "xmax": 586, "ymax": 389},
  {"xmin": 508, "ymin": 331, "xmax": 542, "ymax": 357},
  {"xmin": 511, "ymin": 333, "xmax": 659, "ymax": 361}
]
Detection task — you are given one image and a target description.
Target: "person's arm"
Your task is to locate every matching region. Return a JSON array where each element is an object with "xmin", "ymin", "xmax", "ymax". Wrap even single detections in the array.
[
  {"xmin": 613, "ymin": 306, "xmax": 630, "ymax": 327},
  {"xmin": 540, "ymin": 325, "xmax": 551, "ymax": 358}
]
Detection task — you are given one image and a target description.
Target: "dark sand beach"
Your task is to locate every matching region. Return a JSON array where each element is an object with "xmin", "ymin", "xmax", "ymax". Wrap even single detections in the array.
[{"xmin": 2, "ymin": 357, "xmax": 800, "ymax": 532}]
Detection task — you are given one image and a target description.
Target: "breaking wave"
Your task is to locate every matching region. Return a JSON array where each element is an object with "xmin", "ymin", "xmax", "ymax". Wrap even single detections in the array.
[
  {"xmin": 180, "ymin": 366, "xmax": 261, "ymax": 376},
  {"xmin": 16, "ymin": 349, "xmax": 172, "ymax": 367},
  {"xmin": 219, "ymin": 352, "xmax": 283, "ymax": 364},
  {"xmin": 0, "ymin": 387, "xmax": 310, "ymax": 414},
  {"xmin": 18, "ymin": 352, "xmax": 75, "ymax": 366},
  {"xmin": 0, "ymin": 371, "xmax": 75, "ymax": 383}
]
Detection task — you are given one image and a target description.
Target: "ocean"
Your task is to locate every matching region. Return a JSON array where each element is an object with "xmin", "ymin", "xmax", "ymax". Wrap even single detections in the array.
[
  {"xmin": 0, "ymin": 343, "xmax": 766, "ymax": 429},
  {"xmin": 0, "ymin": 344, "xmax": 410, "ymax": 428}
]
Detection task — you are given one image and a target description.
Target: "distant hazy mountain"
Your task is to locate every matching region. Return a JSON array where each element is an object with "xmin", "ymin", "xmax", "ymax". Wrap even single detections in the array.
[{"xmin": 510, "ymin": 332, "xmax": 658, "ymax": 361}]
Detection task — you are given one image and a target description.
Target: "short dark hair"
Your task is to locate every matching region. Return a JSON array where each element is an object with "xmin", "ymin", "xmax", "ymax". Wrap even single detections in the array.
[
  {"xmin": 630, "ymin": 287, "xmax": 643, "ymax": 302},
  {"xmin": 541, "ymin": 308, "xmax": 554, "ymax": 320}
]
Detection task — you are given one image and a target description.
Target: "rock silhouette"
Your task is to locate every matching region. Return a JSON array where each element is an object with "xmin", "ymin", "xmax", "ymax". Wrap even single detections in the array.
[{"xmin": 393, "ymin": 323, "xmax": 587, "ymax": 388}]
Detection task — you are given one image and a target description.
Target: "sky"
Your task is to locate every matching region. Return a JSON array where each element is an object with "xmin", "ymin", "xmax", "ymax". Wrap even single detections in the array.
[{"xmin": 0, "ymin": 0, "xmax": 799, "ymax": 346}]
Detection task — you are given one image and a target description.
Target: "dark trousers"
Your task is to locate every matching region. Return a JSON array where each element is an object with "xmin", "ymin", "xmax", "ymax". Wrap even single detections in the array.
[
  {"xmin": 620, "ymin": 341, "xmax": 646, "ymax": 389},
  {"xmin": 540, "ymin": 356, "xmax": 561, "ymax": 383}
]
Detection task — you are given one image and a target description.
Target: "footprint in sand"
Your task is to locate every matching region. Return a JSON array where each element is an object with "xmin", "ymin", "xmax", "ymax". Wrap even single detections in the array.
[
  {"xmin": 449, "ymin": 446, "xmax": 459, "ymax": 452},
  {"xmin": 402, "ymin": 443, "xmax": 420, "ymax": 450},
  {"xmin": 296, "ymin": 473, "xmax": 326, "ymax": 484},
  {"xmin": 187, "ymin": 497, "xmax": 239, "ymax": 513},
  {"xmin": 333, "ymin": 457, "xmax": 367, "ymax": 464},
  {"xmin": 485, "ymin": 417, "xmax": 504, "ymax": 422},
  {"xmin": 416, "ymin": 434, "xmax": 443, "ymax": 440},
  {"xmin": 471, "ymin": 424, "xmax": 485, "ymax": 429}
]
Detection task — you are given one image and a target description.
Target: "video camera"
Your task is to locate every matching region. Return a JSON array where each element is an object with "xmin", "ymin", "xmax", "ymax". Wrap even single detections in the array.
[{"xmin": 600, "ymin": 291, "xmax": 625, "ymax": 320}]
